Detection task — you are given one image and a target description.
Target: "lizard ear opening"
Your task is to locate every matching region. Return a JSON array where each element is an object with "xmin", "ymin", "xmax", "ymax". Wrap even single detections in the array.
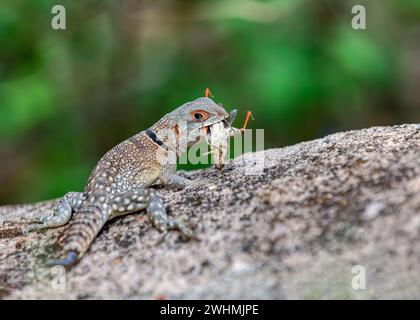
[{"xmin": 190, "ymin": 110, "xmax": 210, "ymax": 122}]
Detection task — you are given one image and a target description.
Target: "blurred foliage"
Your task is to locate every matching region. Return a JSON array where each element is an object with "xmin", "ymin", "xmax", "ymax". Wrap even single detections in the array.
[{"xmin": 0, "ymin": 0, "xmax": 420, "ymax": 203}]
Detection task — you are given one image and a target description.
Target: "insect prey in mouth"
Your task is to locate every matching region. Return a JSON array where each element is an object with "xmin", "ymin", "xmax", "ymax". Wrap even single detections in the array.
[{"xmin": 201, "ymin": 109, "xmax": 254, "ymax": 170}]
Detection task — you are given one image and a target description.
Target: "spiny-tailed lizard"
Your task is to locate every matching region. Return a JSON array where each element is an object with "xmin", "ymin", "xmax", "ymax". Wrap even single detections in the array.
[{"xmin": 0, "ymin": 96, "xmax": 242, "ymax": 267}]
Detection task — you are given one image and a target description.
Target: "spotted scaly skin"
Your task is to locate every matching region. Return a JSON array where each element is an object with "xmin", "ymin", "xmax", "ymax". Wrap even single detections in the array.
[{"xmin": 0, "ymin": 97, "xmax": 241, "ymax": 267}]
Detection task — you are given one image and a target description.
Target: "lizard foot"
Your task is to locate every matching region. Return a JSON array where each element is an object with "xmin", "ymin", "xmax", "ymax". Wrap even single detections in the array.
[
  {"xmin": 156, "ymin": 218, "xmax": 195, "ymax": 239},
  {"xmin": 146, "ymin": 192, "xmax": 196, "ymax": 239},
  {"xmin": 4, "ymin": 196, "xmax": 74, "ymax": 234},
  {"xmin": 2, "ymin": 216, "xmax": 43, "ymax": 226}
]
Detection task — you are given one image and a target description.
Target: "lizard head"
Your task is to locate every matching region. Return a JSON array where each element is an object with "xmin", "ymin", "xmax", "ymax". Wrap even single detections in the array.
[{"xmin": 172, "ymin": 97, "xmax": 230, "ymax": 146}]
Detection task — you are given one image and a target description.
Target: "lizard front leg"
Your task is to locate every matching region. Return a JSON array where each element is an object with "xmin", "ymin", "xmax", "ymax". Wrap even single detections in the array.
[
  {"xmin": 146, "ymin": 191, "xmax": 194, "ymax": 238},
  {"xmin": 110, "ymin": 188, "xmax": 193, "ymax": 238}
]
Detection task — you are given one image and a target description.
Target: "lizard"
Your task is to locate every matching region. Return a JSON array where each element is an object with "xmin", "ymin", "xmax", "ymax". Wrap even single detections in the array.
[{"xmin": 0, "ymin": 96, "xmax": 242, "ymax": 267}]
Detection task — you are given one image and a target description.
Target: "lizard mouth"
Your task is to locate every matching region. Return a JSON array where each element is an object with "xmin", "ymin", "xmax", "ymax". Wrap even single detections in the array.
[
  {"xmin": 201, "ymin": 118, "xmax": 231, "ymax": 144},
  {"xmin": 203, "ymin": 124, "xmax": 211, "ymax": 141},
  {"xmin": 202, "ymin": 119, "xmax": 226, "ymax": 142},
  {"xmin": 198, "ymin": 114, "xmax": 230, "ymax": 143}
]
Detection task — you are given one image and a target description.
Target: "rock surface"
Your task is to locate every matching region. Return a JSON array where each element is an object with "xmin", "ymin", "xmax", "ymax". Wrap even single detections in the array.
[{"xmin": 1, "ymin": 124, "xmax": 420, "ymax": 299}]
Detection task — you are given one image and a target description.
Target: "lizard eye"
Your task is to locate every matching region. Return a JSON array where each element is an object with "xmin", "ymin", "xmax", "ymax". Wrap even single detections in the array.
[{"xmin": 190, "ymin": 110, "xmax": 210, "ymax": 122}]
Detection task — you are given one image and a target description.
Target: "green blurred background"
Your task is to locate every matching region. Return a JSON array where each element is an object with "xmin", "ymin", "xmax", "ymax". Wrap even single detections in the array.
[{"xmin": 1, "ymin": 0, "xmax": 419, "ymax": 203}]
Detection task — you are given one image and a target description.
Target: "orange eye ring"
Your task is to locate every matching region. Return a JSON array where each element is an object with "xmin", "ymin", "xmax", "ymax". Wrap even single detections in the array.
[{"xmin": 190, "ymin": 110, "xmax": 210, "ymax": 122}]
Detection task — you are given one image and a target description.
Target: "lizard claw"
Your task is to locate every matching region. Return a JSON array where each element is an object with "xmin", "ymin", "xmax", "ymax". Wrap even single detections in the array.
[
  {"xmin": 154, "ymin": 218, "xmax": 195, "ymax": 239},
  {"xmin": 156, "ymin": 225, "xmax": 168, "ymax": 233},
  {"xmin": 171, "ymin": 220, "xmax": 196, "ymax": 240}
]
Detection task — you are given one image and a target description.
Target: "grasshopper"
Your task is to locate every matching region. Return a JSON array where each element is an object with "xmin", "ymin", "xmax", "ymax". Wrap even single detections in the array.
[{"xmin": 201, "ymin": 89, "xmax": 253, "ymax": 169}]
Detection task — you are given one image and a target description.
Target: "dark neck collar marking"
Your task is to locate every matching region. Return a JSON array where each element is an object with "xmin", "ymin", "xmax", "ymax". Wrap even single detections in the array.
[{"xmin": 145, "ymin": 128, "xmax": 168, "ymax": 150}]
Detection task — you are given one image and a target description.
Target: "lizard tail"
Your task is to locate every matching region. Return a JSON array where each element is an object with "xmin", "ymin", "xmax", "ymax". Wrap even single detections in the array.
[
  {"xmin": 47, "ymin": 251, "xmax": 78, "ymax": 267},
  {"xmin": 52, "ymin": 201, "xmax": 111, "ymax": 266}
]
